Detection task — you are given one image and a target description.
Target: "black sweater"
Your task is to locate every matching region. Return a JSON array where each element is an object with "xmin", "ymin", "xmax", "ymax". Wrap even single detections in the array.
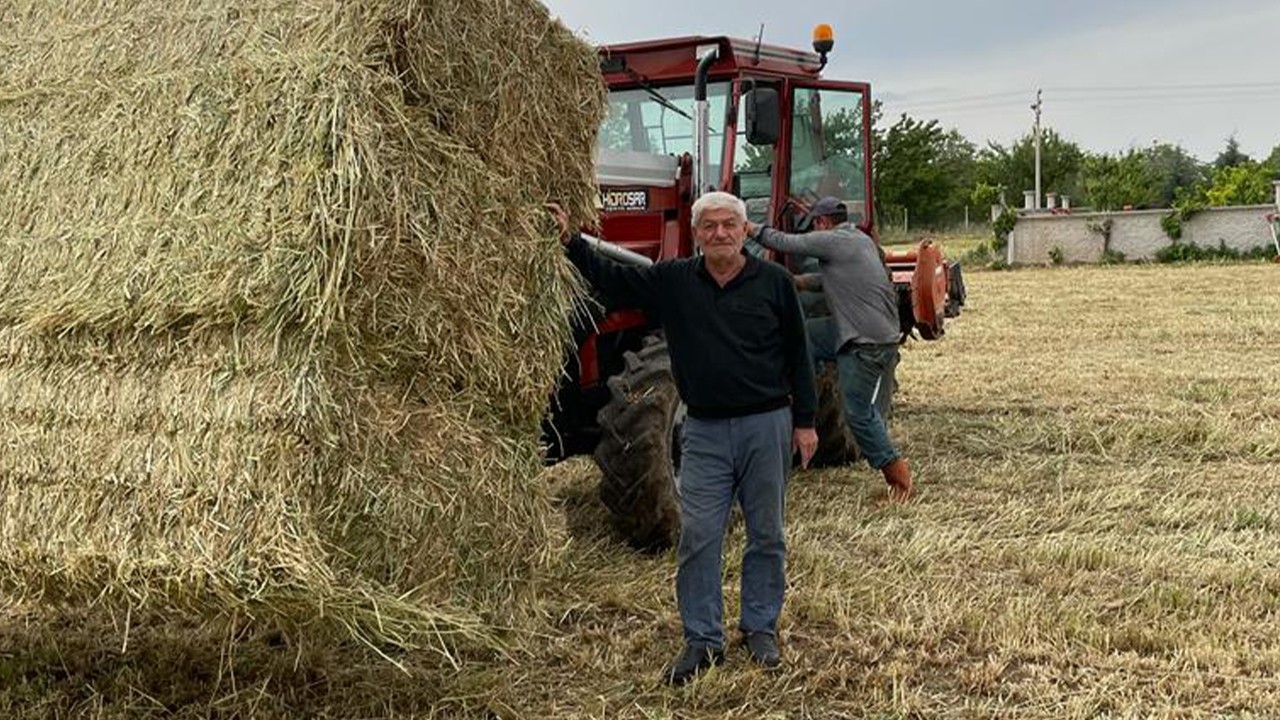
[{"xmin": 566, "ymin": 235, "xmax": 817, "ymax": 428}]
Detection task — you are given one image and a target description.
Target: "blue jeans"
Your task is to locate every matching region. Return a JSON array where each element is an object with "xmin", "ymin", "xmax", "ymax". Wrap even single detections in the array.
[
  {"xmin": 676, "ymin": 407, "xmax": 791, "ymax": 649},
  {"xmin": 807, "ymin": 317, "xmax": 901, "ymax": 469}
]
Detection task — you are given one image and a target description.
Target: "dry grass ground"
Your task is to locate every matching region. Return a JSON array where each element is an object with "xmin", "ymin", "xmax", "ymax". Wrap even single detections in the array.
[
  {"xmin": 881, "ymin": 228, "xmax": 991, "ymax": 261},
  {"xmin": 3, "ymin": 261, "xmax": 1278, "ymax": 718}
]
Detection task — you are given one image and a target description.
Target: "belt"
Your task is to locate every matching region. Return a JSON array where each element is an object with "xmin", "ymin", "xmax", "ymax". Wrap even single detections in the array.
[
  {"xmin": 837, "ymin": 340, "xmax": 898, "ymax": 354},
  {"xmin": 686, "ymin": 395, "xmax": 790, "ymax": 420}
]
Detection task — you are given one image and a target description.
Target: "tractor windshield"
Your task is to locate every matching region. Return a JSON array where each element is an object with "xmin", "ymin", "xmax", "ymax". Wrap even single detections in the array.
[
  {"xmin": 598, "ymin": 82, "xmax": 731, "ymax": 179},
  {"xmin": 789, "ymin": 86, "xmax": 869, "ymax": 227}
]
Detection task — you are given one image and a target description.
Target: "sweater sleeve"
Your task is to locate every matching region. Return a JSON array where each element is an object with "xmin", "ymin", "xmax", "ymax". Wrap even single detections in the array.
[
  {"xmin": 753, "ymin": 226, "xmax": 843, "ymax": 261},
  {"xmin": 564, "ymin": 234, "xmax": 663, "ymax": 310},
  {"xmin": 779, "ymin": 275, "xmax": 817, "ymax": 428}
]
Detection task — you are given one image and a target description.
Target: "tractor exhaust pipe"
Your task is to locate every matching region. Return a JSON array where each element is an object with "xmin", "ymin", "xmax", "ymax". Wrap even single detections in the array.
[
  {"xmin": 692, "ymin": 46, "xmax": 719, "ymax": 198},
  {"xmin": 581, "ymin": 232, "xmax": 655, "ymax": 267}
]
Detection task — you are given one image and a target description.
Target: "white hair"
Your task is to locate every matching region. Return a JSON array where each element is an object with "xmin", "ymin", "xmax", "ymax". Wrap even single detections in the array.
[{"xmin": 690, "ymin": 191, "xmax": 746, "ymax": 227}]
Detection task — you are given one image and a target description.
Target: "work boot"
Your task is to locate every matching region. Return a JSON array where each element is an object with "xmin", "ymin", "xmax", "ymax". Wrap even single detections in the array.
[
  {"xmin": 664, "ymin": 645, "xmax": 724, "ymax": 686},
  {"xmin": 881, "ymin": 458, "xmax": 914, "ymax": 502},
  {"xmin": 742, "ymin": 632, "xmax": 782, "ymax": 669}
]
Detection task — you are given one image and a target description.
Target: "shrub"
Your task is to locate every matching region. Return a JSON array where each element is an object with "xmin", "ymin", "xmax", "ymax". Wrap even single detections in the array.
[
  {"xmin": 962, "ymin": 241, "xmax": 994, "ymax": 267},
  {"xmin": 1156, "ymin": 241, "xmax": 1278, "ymax": 263},
  {"xmin": 992, "ymin": 209, "xmax": 1017, "ymax": 253}
]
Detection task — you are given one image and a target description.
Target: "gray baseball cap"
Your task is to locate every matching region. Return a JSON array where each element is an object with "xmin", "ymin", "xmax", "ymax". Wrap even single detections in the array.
[{"xmin": 798, "ymin": 196, "xmax": 847, "ymax": 228}]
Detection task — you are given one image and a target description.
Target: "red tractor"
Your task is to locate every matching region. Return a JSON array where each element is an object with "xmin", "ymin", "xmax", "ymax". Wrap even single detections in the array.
[{"xmin": 546, "ymin": 28, "xmax": 965, "ymax": 550}]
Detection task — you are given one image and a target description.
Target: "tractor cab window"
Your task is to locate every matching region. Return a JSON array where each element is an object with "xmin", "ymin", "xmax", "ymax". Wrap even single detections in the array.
[
  {"xmin": 598, "ymin": 82, "xmax": 731, "ymax": 179},
  {"xmin": 788, "ymin": 87, "xmax": 868, "ymax": 227}
]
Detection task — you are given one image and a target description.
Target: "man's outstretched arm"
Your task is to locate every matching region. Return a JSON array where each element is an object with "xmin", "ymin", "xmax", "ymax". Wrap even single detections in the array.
[
  {"xmin": 747, "ymin": 222, "xmax": 842, "ymax": 261},
  {"xmin": 550, "ymin": 203, "xmax": 662, "ymax": 309}
]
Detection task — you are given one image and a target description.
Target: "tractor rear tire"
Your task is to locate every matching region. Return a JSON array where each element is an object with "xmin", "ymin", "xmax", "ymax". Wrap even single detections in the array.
[
  {"xmin": 810, "ymin": 358, "xmax": 897, "ymax": 467},
  {"xmin": 594, "ymin": 334, "xmax": 682, "ymax": 552},
  {"xmin": 811, "ymin": 362, "xmax": 861, "ymax": 467}
]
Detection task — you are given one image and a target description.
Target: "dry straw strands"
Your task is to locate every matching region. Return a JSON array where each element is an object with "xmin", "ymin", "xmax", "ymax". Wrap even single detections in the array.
[{"xmin": 0, "ymin": 0, "xmax": 605, "ymax": 659}]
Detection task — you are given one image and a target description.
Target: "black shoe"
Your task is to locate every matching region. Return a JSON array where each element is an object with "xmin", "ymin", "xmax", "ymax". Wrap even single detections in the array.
[
  {"xmin": 742, "ymin": 632, "xmax": 781, "ymax": 669},
  {"xmin": 664, "ymin": 644, "xmax": 725, "ymax": 686}
]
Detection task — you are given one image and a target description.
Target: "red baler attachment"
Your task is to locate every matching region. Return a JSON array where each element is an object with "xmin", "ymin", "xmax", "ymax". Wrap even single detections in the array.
[{"xmin": 884, "ymin": 240, "xmax": 965, "ymax": 340}]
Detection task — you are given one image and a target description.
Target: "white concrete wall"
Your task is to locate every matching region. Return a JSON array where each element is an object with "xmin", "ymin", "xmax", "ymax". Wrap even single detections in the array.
[
  {"xmin": 1182, "ymin": 207, "xmax": 1275, "ymax": 254},
  {"xmin": 1007, "ymin": 214, "xmax": 1101, "ymax": 264},
  {"xmin": 1107, "ymin": 210, "xmax": 1167, "ymax": 260},
  {"xmin": 1009, "ymin": 205, "xmax": 1277, "ymax": 265}
]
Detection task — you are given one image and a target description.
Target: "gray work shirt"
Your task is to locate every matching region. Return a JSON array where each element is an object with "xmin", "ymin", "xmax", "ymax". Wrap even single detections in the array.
[{"xmin": 751, "ymin": 223, "xmax": 901, "ymax": 349}]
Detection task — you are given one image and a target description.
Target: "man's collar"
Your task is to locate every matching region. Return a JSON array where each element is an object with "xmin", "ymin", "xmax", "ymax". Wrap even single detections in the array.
[{"xmin": 696, "ymin": 250, "xmax": 760, "ymax": 284}]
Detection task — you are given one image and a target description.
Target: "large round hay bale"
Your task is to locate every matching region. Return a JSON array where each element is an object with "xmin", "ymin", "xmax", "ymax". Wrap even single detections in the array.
[{"xmin": 0, "ymin": 0, "xmax": 604, "ymax": 657}]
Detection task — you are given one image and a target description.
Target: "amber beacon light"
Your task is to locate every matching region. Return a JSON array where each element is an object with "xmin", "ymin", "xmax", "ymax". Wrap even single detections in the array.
[{"xmin": 812, "ymin": 23, "xmax": 835, "ymax": 55}]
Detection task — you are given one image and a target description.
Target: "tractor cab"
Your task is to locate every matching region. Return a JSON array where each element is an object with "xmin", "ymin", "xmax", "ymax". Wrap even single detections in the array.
[
  {"xmin": 586, "ymin": 29, "xmax": 959, "ymax": 358},
  {"xmin": 594, "ymin": 32, "xmax": 875, "ymax": 263}
]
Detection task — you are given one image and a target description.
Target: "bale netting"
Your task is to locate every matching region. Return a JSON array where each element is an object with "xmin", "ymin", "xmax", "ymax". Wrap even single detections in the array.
[{"xmin": 0, "ymin": 0, "xmax": 605, "ymax": 658}]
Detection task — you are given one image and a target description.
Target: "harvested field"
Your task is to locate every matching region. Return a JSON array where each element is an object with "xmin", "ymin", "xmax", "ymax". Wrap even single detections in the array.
[{"xmin": 3, "ymin": 261, "xmax": 1277, "ymax": 717}]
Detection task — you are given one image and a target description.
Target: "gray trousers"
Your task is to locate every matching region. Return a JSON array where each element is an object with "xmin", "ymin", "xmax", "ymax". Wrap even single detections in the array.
[{"xmin": 676, "ymin": 406, "xmax": 792, "ymax": 648}]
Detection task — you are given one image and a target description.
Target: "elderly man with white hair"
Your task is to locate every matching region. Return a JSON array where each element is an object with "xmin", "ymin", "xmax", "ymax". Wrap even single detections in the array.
[{"xmin": 551, "ymin": 191, "xmax": 818, "ymax": 685}]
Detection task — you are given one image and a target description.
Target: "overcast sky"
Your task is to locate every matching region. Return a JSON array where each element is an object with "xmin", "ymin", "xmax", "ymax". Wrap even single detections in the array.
[{"xmin": 541, "ymin": 0, "xmax": 1280, "ymax": 162}]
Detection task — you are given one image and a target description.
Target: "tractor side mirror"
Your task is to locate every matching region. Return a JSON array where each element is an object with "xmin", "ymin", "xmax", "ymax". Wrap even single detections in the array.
[{"xmin": 744, "ymin": 87, "xmax": 780, "ymax": 146}]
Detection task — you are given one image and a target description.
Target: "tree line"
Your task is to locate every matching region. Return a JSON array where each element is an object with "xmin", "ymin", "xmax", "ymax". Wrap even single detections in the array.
[{"xmin": 872, "ymin": 106, "xmax": 1280, "ymax": 231}]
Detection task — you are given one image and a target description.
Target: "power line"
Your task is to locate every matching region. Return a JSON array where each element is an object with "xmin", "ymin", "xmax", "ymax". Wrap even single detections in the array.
[
  {"xmin": 887, "ymin": 93, "xmax": 1040, "ymax": 113},
  {"xmin": 888, "ymin": 88, "xmax": 1280, "ymax": 116},
  {"xmin": 1050, "ymin": 93, "xmax": 1280, "ymax": 114},
  {"xmin": 884, "ymin": 89, "xmax": 1028, "ymax": 108},
  {"xmin": 1046, "ymin": 80, "xmax": 1280, "ymax": 93},
  {"xmin": 886, "ymin": 81, "xmax": 1280, "ymax": 112},
  {"xmin": 893, "ymin": 98, "xmax": 1027, "ymax": 113},
  {"xmin": 1048, "ymin": 88, "xmax": 1280, "ymax": 102}
]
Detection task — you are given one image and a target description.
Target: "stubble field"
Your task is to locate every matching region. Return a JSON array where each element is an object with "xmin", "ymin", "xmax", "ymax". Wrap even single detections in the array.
[{"xmin": 3, "ymin": 261, "xmax": 1278, "ymax": 718}]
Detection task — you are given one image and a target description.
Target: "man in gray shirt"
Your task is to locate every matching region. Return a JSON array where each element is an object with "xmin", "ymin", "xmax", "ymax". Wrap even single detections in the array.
[{"xmin": 747, "ymin": 197, "xmax": 914, "ymax": 501}]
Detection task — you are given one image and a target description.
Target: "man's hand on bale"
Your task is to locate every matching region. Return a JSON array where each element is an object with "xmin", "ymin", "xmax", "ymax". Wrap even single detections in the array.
[{"xmin": 545, "ymin": 202, "xmax": 572, "ymax": 246}]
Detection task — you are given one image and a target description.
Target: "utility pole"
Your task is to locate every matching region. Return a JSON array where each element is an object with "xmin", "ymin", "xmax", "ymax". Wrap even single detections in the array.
[{"xmin": 1031, "ymin": 89, "xmax": 1042, "ymax": 211}]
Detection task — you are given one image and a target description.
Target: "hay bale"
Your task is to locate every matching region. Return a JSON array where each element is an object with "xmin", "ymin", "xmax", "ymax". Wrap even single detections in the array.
[{"xmin": 0, "ymin": 0, "xmax": 604, "ymax": 656}]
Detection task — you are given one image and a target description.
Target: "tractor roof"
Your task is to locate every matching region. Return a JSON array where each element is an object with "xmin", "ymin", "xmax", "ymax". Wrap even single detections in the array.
[{"xmin": 600, "ymin": 35, "xmax": 826, "ymax": 86}]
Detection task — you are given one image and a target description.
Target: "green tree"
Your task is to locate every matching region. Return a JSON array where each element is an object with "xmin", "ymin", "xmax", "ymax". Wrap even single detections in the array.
[
  {"xmin": 1081, "ymin": 150, "xmax": 1161, "ymax": 210},
  {"xmin": 938, "ymin": 128, "xmax": 979, "ymax": 219},
  {"xmin": 969, "ymin": 181, "xmax": 1005, "ymax": 211},
  {"xmin": 975, "ymin": 129, "xmax": 1084, "ymax": 208},
  {"xmin": 1144, "ymin": 143, "xmax": 1208, "ymax": 207},
  {"xmin": 1264, "ymin": 144, "xmax": 1280, "ymax": 175},
  {"xmin": 1203, "ymin": 162, "xmax": 1273, "ymax": 206},
  {"xmin": 873, "ymin": 113, "xmax": 976, "ymax": 228},
  {"xmin": 1213, "ymin": 135, "xmax": 1250, "ymax": 169}
]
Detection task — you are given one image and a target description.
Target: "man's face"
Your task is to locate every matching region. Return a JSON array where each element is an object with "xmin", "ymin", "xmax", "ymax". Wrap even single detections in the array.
[
  {"xmin": 813, "ymin": 215, "xmax": 835, "ymax": 231},
  {"xmin": 694, "ymin": 207, "xmax": 747, "ymax": 263}
]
